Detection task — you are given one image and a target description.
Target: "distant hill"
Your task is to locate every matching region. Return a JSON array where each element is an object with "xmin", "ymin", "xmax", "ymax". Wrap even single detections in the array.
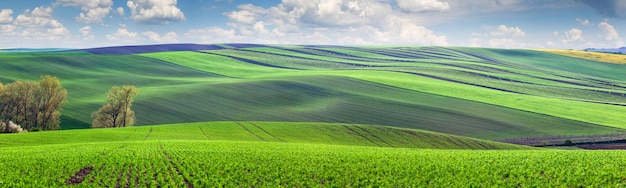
[
  {"xmin": 74, "ymin": 43, "xmax": 224, "ymax": 54},
  {"xmin": 584, "ymin": 47, "xmax": 626, "ymax": 54}
]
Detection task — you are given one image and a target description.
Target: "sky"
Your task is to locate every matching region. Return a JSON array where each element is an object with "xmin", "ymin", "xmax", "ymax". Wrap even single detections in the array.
[{"xmin": 0, "ymin": 0, "xmax": 625, "ymax": 49}]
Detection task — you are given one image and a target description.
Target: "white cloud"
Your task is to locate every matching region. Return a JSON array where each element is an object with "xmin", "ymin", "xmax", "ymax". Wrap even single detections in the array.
[
  {"xmin": 14, "ymin": 6, "xmax": 70, "ymax": 41},
  {"xmin": 576, "ymin": 18, "xmax": 589, "ymax": 26},
  {"xmin": 127, "ymin": 0, "xmax": 186, "ymax": 24},
  {"xmin": 117, "ymin": 7, "xmax": 125, "ymax": 16},
  {"xmin": 396, "ymin": 0, "xmax": 450, "ymax": 12},
  {"xmin": 0, "ymin": 24, "xmax": 16, "ymax": 34},
  {"xmin": 490, "ymin": 25, "xmax": 525, "ymax": 37},
  {"xmin": 598, "ymin": 21, "xmax": 625, "ymax": 47},
  {"xmin": 470, "ymin": 24, "xmax": 529, "ymax": 48},
  {"xmin": 185, "ymin": 27, "xmax": 241, "ymax": 43},
  {"xmin": 79, "ymin": 26, "xmax": 91, "ymax": 36},
  {"xmin": 562, "ymin": 28, "xmax": 583, "ymax": 44},
  {"xmin": 0, "ymin": 9, "xmax": 13, "ymax": 24},
  {"xmin": 224, "ymin": 4, "xmax": 265, "ymax": 24},
  {"xmin": 552, "ymin": 31, "xmax": 559, "ymax": 37},
  {"xmin": 207, "ymin": 0, "xmax": 448, "ymax": 45},
  {"xmin": 142, "ymin": 31, "xmax": 178, "ymax": 43},
  {"xmin": 106, "ymin": 27, "xmax": 142, "ymax": 42},
  {"xmin": 55, "ymin": 0, "xmax": 113, "ymax": 23}
]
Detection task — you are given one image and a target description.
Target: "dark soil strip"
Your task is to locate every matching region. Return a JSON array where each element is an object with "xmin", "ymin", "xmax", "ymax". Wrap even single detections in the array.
[
  {"xmin": 342, "ymin": 125, "xmax": 381, "ymax": 147},
  {"xmin": 236, "ymin": 122, "xmax": 266, "ymax": 141},
  {"xmin": 577, "ymin": 142, "xmax": 626, "ymax": 150},
  {"xmin": 499, "ymin": 133, "xmax": 626, "ymax": 146},
  {"xmin": 196, "ymin": 51, "xmax": 302, "ymax": 70},
  {"xmin": 198, "ymin": 127, "xmax": 210, "ymax": 140},
  {"xmin": 161, "ymin": 146, "xmax": 194, "ymax": 188},
  {"xmin": 392, "ymin": 70, "xmax": 526, "ymax": 94},
  {"xmin": 144, "ymin": 127, "xmax": 153, "ymax": 140},
  {"xmin": 66, "ymin": 166, "xmax": 94, "ymax": 186},
  {"xmin": 353, "ymin": 126, "xmax": 394, "ymax": 147},
  {"xmin": 241, "ymin": 48, "xmax": 386, "ymax": 67},
  {"xmin": 247, "ymin": 122, "xmax": 285, "ymax": 142}
]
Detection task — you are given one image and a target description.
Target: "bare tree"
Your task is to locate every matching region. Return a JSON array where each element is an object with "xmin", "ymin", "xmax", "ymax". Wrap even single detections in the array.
[{"xmin": 92, "ymin": 85, "xmax": 139, "ymax": 128}]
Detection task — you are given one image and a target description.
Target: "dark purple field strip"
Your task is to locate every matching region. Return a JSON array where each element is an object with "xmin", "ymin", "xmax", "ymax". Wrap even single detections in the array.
[
  {"xmin": 445, "ymin": 48, "xmax": 626, "ymax": 90},
  {"xmin": 76, "ymin": 44, "xmax": 224, "ymax": 55},
  {"xmin": 586, "ymin": 79, "xmax": 626, "ymax": 89},
  {"xmin": 196, "ymin": 51, "xmax": 303, "ymax": 70},
  {"xmin": 343, "ymin": 47, "xmax": 424, "ymax": 59},
  {"xmin": 222, "ymin": 43, "xmax": 267, "ymax": 49},
  {"xmin": 239, "ymin": 49, "xmax": 387, "ymax": 68},
  {"xmin": 394, "ymin": 70, "xmax": 626, "ymax": 106},
  {"xmin": 383, "ymin": 47, "xmax": 484, "ymax": 61},
  {"xmin": 391, "ymin": 48, "xmax": 471, "ymax": 60},
  {"xmin": 301, "ymin": 47, "xmax": 425, "ymax": 63},
  {"xmin": 270, "ymin": 46, "xmax": 413, "ymax": 63},
  {"xmin": 391, "ymin": 70, "xmax": 526, "ymax": 94}
]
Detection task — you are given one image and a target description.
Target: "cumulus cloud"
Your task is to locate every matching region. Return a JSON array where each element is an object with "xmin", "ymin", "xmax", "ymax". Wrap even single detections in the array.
[
  {"xmin": 79, "ymin": 26, "xmax": 91, "ymax": 36},
  {"xmin": 0, "ymin": 9, "xmax": 13, "ymax": 24},
  {"xmin": 396, "ymin": 0, "xmax": 450, "ymax": 12},
  {"xmin": 576, "ymin": 18, "xmax": 589, "ymax": 26},
  {"xmin": 470, "ymin": 24, "xmax": 528, "ymax": 48},
  {"xmin": 562, "ymin": 28, "xmax": 583, "ymax": 44},
  {"xmin": 117, "ymin": 7, "xmax": 125, "ymax": 16},
  {"xmin": 490, "ymin": 25, "xmax": 525, "ymax": 37},
  {"xmin": 55, "ymin": 0, "xmax": 113, "ymax": 23},
  {"xmin": 14, "ymin": 6, "xmax": 70, "ymax": 40},
  {"xmin": 598, "ymin": 21, "xmax": 625, "ymax": 47},
  {"xmin": 205, "ymin": 0, "xmax": 448, "ymax": 45},
  {"xmin": 127, "ymin": 0, "xmax": 186, "ymax": 24},
  {"xmin": 576, "ymin": 0, "xmax": 626, "ymax": 19},
  {"xmin": 142, "ymin": 31, "xmax": 178, "ymax": 43},
  {"xmin": 106, "ymin": 26, "xmax": 142, "ymax": 42}
]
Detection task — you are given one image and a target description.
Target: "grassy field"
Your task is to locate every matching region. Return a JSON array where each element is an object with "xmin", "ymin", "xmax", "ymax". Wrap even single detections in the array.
[
  {"xmin": 5, "ymin": 122, "xmax": 626, "ymax": 187},
  {"xmin": 0, "ymin": 44, "xmax": 625, "ymax": 140}
]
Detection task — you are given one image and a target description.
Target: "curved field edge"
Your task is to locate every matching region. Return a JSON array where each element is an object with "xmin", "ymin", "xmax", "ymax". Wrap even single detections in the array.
[
  {"xmin": 5, "ymin": 141, "xmax": 626, "ymax": 187},
  {"xmin": 0, "ymin": 122, "xmax": 529, "ymax": 150},
  {"xmin": 141, "ymin": 52, "xmax": 626, "ymax": 129}
]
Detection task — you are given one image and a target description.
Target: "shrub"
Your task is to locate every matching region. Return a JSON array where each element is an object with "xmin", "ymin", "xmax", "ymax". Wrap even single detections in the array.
[
  {"xmin": 563, "ymin": 139, "xmax": 573, "ymax": 146},
  {"xmin": 0, "ymin": 121, "xmax": 24, "ymax": 133}
]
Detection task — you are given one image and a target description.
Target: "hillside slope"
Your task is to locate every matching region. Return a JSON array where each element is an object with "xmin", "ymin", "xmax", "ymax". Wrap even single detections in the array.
[
  {"xmin": 0, "ymin": 122, "xmax": 527, "ymax": 150},
  {"xmin": 0, "ymin": 44, "xmax": 625, "ymax": 140}
]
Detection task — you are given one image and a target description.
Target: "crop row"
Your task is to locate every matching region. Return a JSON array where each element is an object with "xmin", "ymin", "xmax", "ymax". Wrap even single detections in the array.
[{"xmin": 3, "ymin": 141, "xmax": 626, "ymax": 187}]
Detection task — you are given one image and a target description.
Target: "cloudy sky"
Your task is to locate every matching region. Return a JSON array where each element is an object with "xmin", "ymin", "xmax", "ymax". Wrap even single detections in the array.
[{"xmin": 0, "ymin": 0, "xmax": 624, "ymax": 49}]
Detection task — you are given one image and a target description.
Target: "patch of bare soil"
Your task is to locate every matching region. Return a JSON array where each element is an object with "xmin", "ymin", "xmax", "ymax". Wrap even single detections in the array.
[{"xmin": 66, "ymin": 166, "xmax": 94, "ymax": 186}]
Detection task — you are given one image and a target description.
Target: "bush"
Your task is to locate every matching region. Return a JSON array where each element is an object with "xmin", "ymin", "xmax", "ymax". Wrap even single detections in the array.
[
  {"xmin": 0, "ymin": 121, "xmax": 24, "ymax": 133},
  {"xmin": 563, "ymin": 139, "xmax": 573, "ymax": 146}
]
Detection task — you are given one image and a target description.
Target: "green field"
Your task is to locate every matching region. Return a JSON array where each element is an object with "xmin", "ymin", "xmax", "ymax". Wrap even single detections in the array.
[
  {"xmin": 1, "ymin": 45, "xmax": 625, "ymax": 140},
  {"xmin": 4, "ymin": 122, "xmax": 626, "ymax": 187},
  {"xmin": 2, "ymin": 44, "xmax": 626, "ymax": 186}
]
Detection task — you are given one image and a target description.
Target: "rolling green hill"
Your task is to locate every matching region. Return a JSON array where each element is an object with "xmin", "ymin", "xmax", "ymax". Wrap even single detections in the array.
[
  {"xmin": 0, "ymin": 44, "xmax": 625, "ymax": 140},
  {"xmin": 0, "ymin": 122, "xmax": 526, "ymax": 149}
]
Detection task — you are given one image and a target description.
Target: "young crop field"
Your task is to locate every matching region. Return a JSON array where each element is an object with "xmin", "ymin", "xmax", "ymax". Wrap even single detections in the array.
[{"xmin": 2, "ymin": 122, "xmax": 626, "ymax": 187}]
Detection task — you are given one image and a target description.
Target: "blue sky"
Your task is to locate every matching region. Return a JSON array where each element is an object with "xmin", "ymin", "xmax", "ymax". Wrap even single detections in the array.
[{"xmin": 0, "ymin": 0, "xmax": 624, "ymax": 49}]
